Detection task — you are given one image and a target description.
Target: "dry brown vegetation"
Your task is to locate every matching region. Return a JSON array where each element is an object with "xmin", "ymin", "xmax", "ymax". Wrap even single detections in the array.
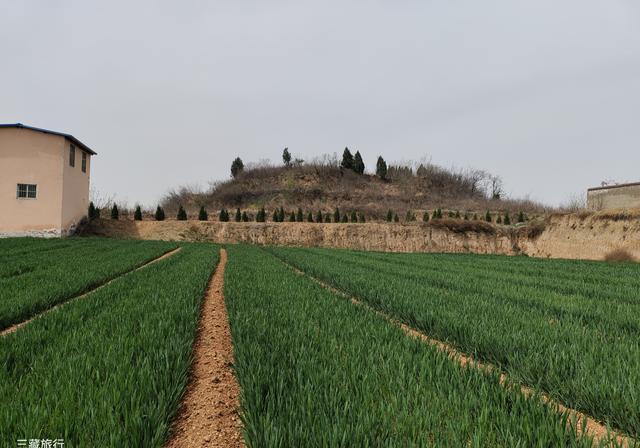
[
  {"xmin": 604, "ymin": 248, "xmax": 636, "ymax": 263},
  {"xmin": 161, "ymin": 158, "xmax": 549, "ymax": 221}
]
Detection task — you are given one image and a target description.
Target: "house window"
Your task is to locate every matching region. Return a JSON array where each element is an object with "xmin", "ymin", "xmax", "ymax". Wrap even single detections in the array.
[
  {"xmin": 82, "ymin": 152, "xmax": 87, "ymax": 173},
  {"xmin": 69, "ymin": 144, "xmax": 75, "ymax": 167},
  {"xmin": 17, "ymin": 184, "xmax": 37, "ymax": 199}
]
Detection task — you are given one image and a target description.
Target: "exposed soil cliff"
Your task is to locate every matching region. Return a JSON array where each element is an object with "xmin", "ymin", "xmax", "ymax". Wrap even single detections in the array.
[
  {"xmin": 517, "ymin": 211, "xmax": 640, "ymax": 261},
  {"xmin": 86, "ymin": 210, "xmax": 640, "ymax": 262},
  {"xmin": 87, "ymin": 219, "xmax": 517, "ymax": 255}
]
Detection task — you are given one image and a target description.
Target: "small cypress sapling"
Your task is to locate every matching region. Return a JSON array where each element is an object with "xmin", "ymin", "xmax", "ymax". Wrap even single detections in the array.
[
  {"xmin": 272, "ymin": 209, "xmax": 279, "ymax": 222},
  {"xmin": 289, "ymin": 211, "xmax": 296, "ymax": 222},
  {"xmin": 485, "ymin": 210, "xmax": 492, "ymax": 222},
  {"xmin": 235, "ymin": 208, "xmax": 242, "ymax": 222},
  {"xmin": 334, "ymin": 208, "xmax": 341, "ymax": 223},
  {"xmin": 423, "ymin": 211, "xmax": 430, "ymax": 222},
  {"xmin": 393, "ymin": 213, "xmax": 400, "ymax": 222},
  {"xmin": 296, "ymin": 207, "xmax": 303, "ymax": 222},
  {"xmin": 455, "ymin": 210, "xmax": 461, "ymax": 219},
  {"xmin": 307, "ymin": 211, "xmax": 314, "ymax": 222},
  {"xmin": 463, "ymin": 213, "xmax": 469, "ymax": 221},
  {"xmin": 278, "ymin": 206, "xmax": 285, "ymax": 223},
  {"xmin": 134, "ymin": 205, "xmax": 143, "ymax": 221},
  {"xmin": 386, "ymin": 210, "xmax": 393, "ymax": 222},
  {"xmin": 324, "ymin": 212, "xmax": 332, "ymax": 223},
  {"xmin": 504, "ymin": 211, "xmax": 511, "ymax": 225},
  {"xmin": 496, "ymin": 215, "xmax": 503, "ymax": 224},
  {"xmin": 358, "ymin": 212, "xmax": 365, "ymax": 223},
  {"xmin": 242, "ymin": 211, "xmax": 249, "ymax": 222},
  {"xmin": 88, "ymin": 202, "xmax": 98, "ymax": 220},
  {"xmin": 218, "ymin": 209, "xmax": 228, "ymax": 222},
  {"xmin": 315, "ymin": 210, "xmax": 323, "ymax": 223},
  {"xmin": 111, "ymin": 204, "xmax": 119, "ymax": 220},
  {"xmin": 155, "ymin": 206, "xmax": 165, "ymax": 221},
  {"xmin": 198, "ymin": 206, "xmax": 208, "ymax": 221},
  {"xmin": 177, "ymin": 205, "xmax": 187, "ymax": 221},
  {"xmin": 448, "ymin": 210, "xmax": 455, "ymax": 218},
  {"xmin": 350, "ymin": 210, "xmax": 357, "ymax": 222},
  {"xmin": 517, "ymin": 211, "xmax": 525, "ymax": 223},
  {"xmin": 432, "ymin": 209, "xmax": 438, "ymax": 220},
  {"xmin": 256, "ymin": 207, "xmax": 266, "ymax": 222},
  {"xmin": 341, "ymin": 214, "xmax": 348, "ymax": 223},
  {"xmin": 473, "ymin": 213, "xmax": 478, "ymax": 220}
]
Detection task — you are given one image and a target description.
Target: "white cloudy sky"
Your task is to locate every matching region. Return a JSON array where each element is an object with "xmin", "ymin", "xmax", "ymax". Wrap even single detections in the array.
[{"xmin": 1, "ymin": 0, "xmax": 639, "ymax": 207}]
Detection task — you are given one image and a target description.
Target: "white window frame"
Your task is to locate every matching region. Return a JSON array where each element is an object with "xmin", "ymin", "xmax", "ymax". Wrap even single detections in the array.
[{"xmin": 16, "ymin": 183, "xmax": 37, "ymax": 199}]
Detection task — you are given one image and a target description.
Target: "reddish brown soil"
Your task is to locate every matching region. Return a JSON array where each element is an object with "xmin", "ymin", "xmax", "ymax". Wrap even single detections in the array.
[
  {"xmin": 282, "ymin": 260, "xmax": 633, "ymax": 447},
  {"xmin": 165, "ymin": 248, "xmax": 243, "ymax": 448},
  {"xmin": 0, "ymin": 247, "xmax": 181, "ymax": 338}
]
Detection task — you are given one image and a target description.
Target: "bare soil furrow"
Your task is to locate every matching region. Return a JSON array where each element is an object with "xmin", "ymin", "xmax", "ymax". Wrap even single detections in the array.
[{"xmin": 165, "ymin": 248, "xmax": 243, "ymax": 448}]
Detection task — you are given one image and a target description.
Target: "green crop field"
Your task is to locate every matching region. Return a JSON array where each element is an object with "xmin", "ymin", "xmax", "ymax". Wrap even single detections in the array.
[
  {"xmin": 1, "ymin": 238, "xmax": 219, "ymax": 446},
  {"xmin": 0, "ymin": 237, "xmax": 178, "ymax": 330},
  {"xmin": 268, "ymin": 246, "xmax": 640, "ymax": 441},
  {"xmin": 2, "ymin": 238, "xmax": 638, "ymax": 447}
]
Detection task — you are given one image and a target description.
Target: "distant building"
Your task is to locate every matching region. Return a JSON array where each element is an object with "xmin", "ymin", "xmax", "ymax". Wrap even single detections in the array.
[
  {"xmin": 0, "ymin": 123, "xmax": 96, "ymax": 236},
  {"xmin": 587, "ymin": 182, "xmax": 640, "ymax": 211}
]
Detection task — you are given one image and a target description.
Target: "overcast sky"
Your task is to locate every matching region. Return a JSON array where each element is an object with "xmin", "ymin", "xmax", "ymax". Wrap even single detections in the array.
[{"xmin": 2, "ymin": 0, "xmax": 639, "ymax": 207}]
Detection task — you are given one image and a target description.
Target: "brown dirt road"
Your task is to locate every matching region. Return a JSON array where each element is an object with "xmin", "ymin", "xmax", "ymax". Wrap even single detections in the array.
[
  {"xmin": 0, "ymin": 247, "xmax": 182, "ymax": 338},
  {"xmin": 165, "ymin": 248, "xmax": 243, "ymax": 448}
]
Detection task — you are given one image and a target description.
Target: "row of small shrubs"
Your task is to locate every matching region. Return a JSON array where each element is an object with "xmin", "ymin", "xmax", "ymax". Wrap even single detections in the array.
[
  {"xmin": 219, "ymin": 207, "xmax": 366, "ymax": 223},
  {"xmin": 386, "ymin": 208, "xmax": 529, "ymax": 225},
  {"xmin": 90, "ymin": 201, "xmax": 527, "ymax": 225}
]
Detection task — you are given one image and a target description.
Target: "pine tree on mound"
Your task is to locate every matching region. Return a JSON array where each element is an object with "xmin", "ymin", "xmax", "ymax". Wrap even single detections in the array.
[
  {"xmin": 354, "ymin": 151, "xmax": 365, "ymax": 175},
  {"xmin": 134, "ymin": 205, "xmax": 143, "ymax": 221},
  {"xmin": 341, "ymin": 147, "xmax": 354, "ymax": 171},
  {"xmin": 235, "ymin": 208, "xmax": 242, "ymax": 222},
  {"xmin": 376, "ymin": 156, "xmax": 387, "ymax": 180},
  {"xmin": 316, "ymin": 210, "xmax": 323, "ymax": 223}
]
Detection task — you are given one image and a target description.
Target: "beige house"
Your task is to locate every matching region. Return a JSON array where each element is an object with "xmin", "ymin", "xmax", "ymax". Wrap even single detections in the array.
[{"xmin": 0, "ymin": 123, "xmax": 96, "ymax": 237}]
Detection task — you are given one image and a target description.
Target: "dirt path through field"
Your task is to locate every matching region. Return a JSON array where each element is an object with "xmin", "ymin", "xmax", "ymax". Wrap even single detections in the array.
[
  {"xmin": 0, "ymin": 247, "xmax": 182, "ymax": 338},
  {"xmin": 275, "ymin": 256, "xmax": 633, "ymax": 447},
  {"xmin": 165, "ymin": 248, "xmax": 243, "ymax": 448}
]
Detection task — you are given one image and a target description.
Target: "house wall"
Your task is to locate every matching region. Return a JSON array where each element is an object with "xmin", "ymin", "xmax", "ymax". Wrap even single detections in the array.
[
  {"xmin": 61, "ymin": 140, "xmax": 92, "ymax": 231},
  {"xmin": 0, "ymin": 128, "xmax": 66, "ymax": 235},
  {"xmin": 587, "ymin": 183, "xmax": 640, "ymax": 211}
]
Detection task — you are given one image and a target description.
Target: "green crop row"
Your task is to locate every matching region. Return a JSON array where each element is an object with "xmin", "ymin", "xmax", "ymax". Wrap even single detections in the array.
[
  {"xmin": 224, "ymin": 245, "xmax": 598, "ymax": 447},
  {"xmin": 0, "ymin": 243, "xmax": 219, "ymax": 446},
  {"xmin": 0, "ymin": 238, "xmax": 177, "ymax": 330},
  {"xmin": 268, "ymin": 246, "xmax": 640, "ymax": 439}
]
